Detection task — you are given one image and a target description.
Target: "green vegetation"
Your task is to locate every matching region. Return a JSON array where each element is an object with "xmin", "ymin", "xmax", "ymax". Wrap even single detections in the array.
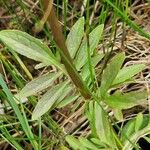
[{"xmin": 0, "ymin": 0, "xmax": 149, "ymax": 149}]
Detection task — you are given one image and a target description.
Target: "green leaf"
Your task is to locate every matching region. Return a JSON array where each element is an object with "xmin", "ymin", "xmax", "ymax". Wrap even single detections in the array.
[
  {"xmin": 144, "ymin": 137, "xmax": 150, "ymax": 143},
  {"xmin": 66, "ymin": 17, "xmax": 85, "ymax": 58},
  {"xmin": 113, "ymin": 109, "xmax": 123, "ymax": 121},
  {"xmin": 90, "ymin": 138, "xmax": 109, "ymax": 148},
  {"xmin": 85, "ymin": 101, "xmax": 97, "ymax": 138},
  {"xmin": 32, "ymin": 81, "xmax": 69, "ymax": 120},
  {"xmin": 0, "ymin": 124, "xmax": 24, "ymax": 150},
  {"xmin": 112, "ymin": 64, "xmax": 145, "ymax": 86},
  {"xmin": 75, "ymin": 24, "xmax": 104, "ymax": 70},
  {"xmin": 100, "ymin": 52, "xmax": 125, "ymax": 97},
  {"xmin": 16, "ymin": 71, "xmax": 62, "ymax": 99},
  {"xmin": 59, "ymin": 144, "xmax": 70, "ymax": 150},
  {"xmin": 0, "ymin": 75, "xmax": 38, "ymax": 149},
  {"xmin": 79, "ymin": 137, "xmax": 99, "ymax": 150},
  {"xmin": 122, "ymin": 116, "xmax": 150, "ymax": 150},
  {"xmin": 65, "ymin": 135, "xmax": 87, "ymax": 150},
  {"xmin": 53, "ymin": 83, "xmax": 75, "ymax": 107},
  {"xmin": 121, "ymin": 120, "xmax": 135, "ymax": 142},
  {"xmin": 82, "ymin": 53, "xmax": 104, "ymax": 81},
  {"xmin": 0, "ymin": 30, "xmax": 63, "ymax": 71},
  {"xmin": 94, "ymin": 101, "xmax": 117, "ymax": 147},
  {"xmin": 57, "ymin": 94, "xmax": 79, "ymax": 108},
  {"xmin": 135, "ymin": 113, "xmax": 143, "ymax": 132},
  {"xmin": 106, "ymin": 90, "xmax": 148, "ymax": 109}
]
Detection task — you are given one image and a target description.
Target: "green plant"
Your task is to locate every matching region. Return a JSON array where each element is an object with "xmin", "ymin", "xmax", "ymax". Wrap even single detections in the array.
[{"xmin": 0, "ymin": 16, "xmax": 149, "ymax": 150}]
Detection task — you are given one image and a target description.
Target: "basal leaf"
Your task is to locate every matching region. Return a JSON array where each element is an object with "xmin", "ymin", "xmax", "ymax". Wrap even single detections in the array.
[
  {"xmin": 16, "ymin": 71, "xmax": 62, "ymax": 99},
  {"xmin": 106, "ymin": 90, "xmax": 148, "ymax": 110},
  {"xmin": 0, "ymin": 30, "xmax": 63, "ymax": 71},
  {"xmin": 66, "ymin": 17, "xmax": 85, "ymax": 58},
  {"xmin": 112, "ymin": 64, "xmax": 145, "ymax": 86},
  {"xmin": 75, "ymin": 24, "xmax": 104, "ymax": 70},
  {"xmin": 32, "ymin": 81, "xmax": 69, "ymax": 120},
  {"xmin": 100, "ymin": 52, "xmax": 125, "ymax": 97}
]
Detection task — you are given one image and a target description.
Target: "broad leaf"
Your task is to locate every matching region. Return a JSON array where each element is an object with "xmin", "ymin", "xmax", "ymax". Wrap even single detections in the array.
[
  {"xmin": 75, "ymin": 24, "xmax": 104, "ymax": 70},
  {"xmin": 100, "ymin": 52, "xmax": 125, "ymax": 97},
  {"xmin": 112, "ymin": 64, "xmax": 145, "ymax": 86},
  {"xmin": 0, "ymin": 30, "xmax": 63, "ymax": 71},
  {"xmin": 32, "ymin": 81, "xmax": 69, "ymax": 120},
  {"xmin": 16, "ymin": 71, "xmax": 62, "ymax": 99},
  {"xmin": 66, "ymin": 17, "xmax": 85, "ymax": 58},
  {"xmin": 106, "ymin": 90, "xmax": 148, "ymax": 109}
]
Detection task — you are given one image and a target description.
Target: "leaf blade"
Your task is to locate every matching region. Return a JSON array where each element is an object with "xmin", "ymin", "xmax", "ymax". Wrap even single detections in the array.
[
  {"xmin": 112, "ymin": 64, "xmax": 145, "ymax": 86},
  {"xmin": 75, "ymin": 24, "xmax": 104, "ymax": 70},
  {"xmin": 100, "ymin": 52, "xmax": 125, "ymax": 97},
  {"xmin": 66, "ymin": 17, "xmax": 85, "ymax": 58},
  {"xmin": 32, "ymin": 81, "xmax": 69, "ymax": 120},
  {"xmin": 16, "ymin": 71, "xmax": 62, "ymax": 99}
]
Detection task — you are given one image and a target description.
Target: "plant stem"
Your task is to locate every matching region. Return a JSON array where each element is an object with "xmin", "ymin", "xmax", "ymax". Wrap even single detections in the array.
[{"xmin": 45, "ymin": 2, "xmax": 92, "ymax": 99}]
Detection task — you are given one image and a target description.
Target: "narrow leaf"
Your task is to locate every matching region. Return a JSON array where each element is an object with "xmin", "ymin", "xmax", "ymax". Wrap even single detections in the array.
[
  {"xmin": 112, "ymin": 64, "xmax": 145, "ymax": 86},
  {"xmin": 135, "ymin": 113, "xmax": 143, "ymax": 132},
  {"xmin": 66, "ymin": 17, "xmax": 85, "ymax": 58},
  {"xmin": 82, "ymin": 53, "xmax": 104, "ymax": 81},
  {"xmin": 57, "ymin": 94, "xmax": 79, "ymax": 108},
  {"xmin": 32, "ymin": 81, "xmax": 69, "ymax": 120},
  {"xmin": 65, "ymin": 135, "xmax": 87, "ymax": 150},
  {"xmin": 0, "ymin": 75, "xmax": 38, "ymax": 149},
  {"xmin": 106, "ymin": 91, "xmax": 148, "ymax": 109},
  {"xmin": 94, "ymin": 101, "xmax": 117, "ymax": 147},
  {"xmin": 113, "ymin": 109, "xmax": 123, "ymax": 121},
  {"xmin": 79, "ymin": 137, "xmax": 99, "ymax": 150},
  {"xmin": 16, "ymin": 71, "xmax": 62, "ymax": 99},
  {"xmin": 100, "ymin": 52, "xmax": 125, "ymax": 97},
  {"xmin": 0, "ymin": 30, "xmax": 63, "ymax": 71},
  {"xmin": 75, "ymin": 24, "xmax": 104, "ymax": 70}
]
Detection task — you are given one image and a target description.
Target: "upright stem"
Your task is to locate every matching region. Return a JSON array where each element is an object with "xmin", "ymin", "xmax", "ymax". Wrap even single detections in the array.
[{"xmin": 44, "ymin": 1, "xmax": 92, "ymax": 99}]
